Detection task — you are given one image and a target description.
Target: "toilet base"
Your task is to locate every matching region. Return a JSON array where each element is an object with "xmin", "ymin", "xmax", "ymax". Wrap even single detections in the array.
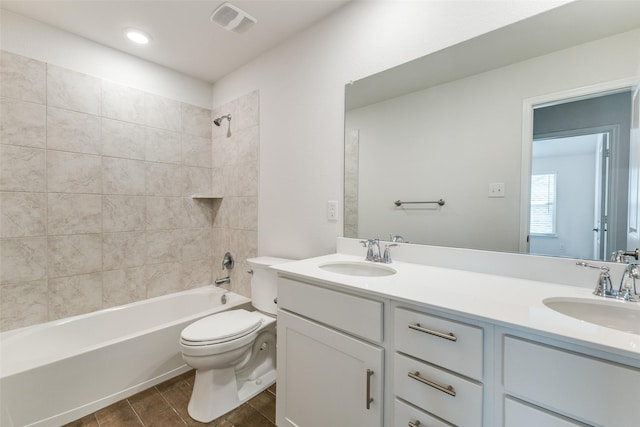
[{"xmin": 186, "ymin": 367, "xmax": 276, "ymax": 423}]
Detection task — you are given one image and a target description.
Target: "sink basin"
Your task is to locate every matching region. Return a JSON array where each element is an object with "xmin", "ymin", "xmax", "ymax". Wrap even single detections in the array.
[
  {"xmin": 318, "ymin": 261, "xmax": 396, "ymax": 277},
  {"xmin": 543, "ymin": 297, "xmax": 640, "ymax": 334}
]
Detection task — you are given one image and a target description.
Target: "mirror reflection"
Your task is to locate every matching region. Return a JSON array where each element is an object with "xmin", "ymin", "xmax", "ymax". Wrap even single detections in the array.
[{"xmin": 344, "ymin": 1, "xmax": 640, "ymax": 261}]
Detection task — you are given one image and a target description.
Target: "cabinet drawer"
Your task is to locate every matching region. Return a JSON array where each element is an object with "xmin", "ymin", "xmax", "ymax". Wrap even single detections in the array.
[
  {"xmin": 504, "ymin": 336, "xmax": 640, "ymax": 427},
  {"xmin": 278, "ymin": 277, "xmax": 383, "ymax": 343},
  {"xmin": 504, "ymin": 397, "xmax": 587, "ymax": 427},
  {"xmin": 394, "ymin": 307, "xmax": 483, "ymax": 380},
  {"xmin": 394, "ymin": 353, "xmax": 482, "ymax": 427},
  {"xmin": 394, "ymin": 398, "xmax": 451, "ymax": 427}
]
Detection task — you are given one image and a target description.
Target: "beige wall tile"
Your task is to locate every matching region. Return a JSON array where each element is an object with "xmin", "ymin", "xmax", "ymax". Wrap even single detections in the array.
[
  {"xmin": 146, "ymin": 162, "xmax": 182, "ymax": 196},
  {"xmin": 0, "ymin": 144, "xmax": 46, "ymax": 192},
  {"xmin": 102, "ymin": 195, "xmax": 146, "ymax": 232},
  {"xmin": 145, "ymin": 93, "xmax": 181, "ymax": 132},
  {"xmin": 0, "ymin": 237, "xmax": 47, "ymax": 284},
  {"xmin": 101, "ymin": 118, "xmax": 146, "ymax": 160},
  {"xmin": 47, "ymin": 150, "xmax": 101, "ymax": 193},
  {"xmin": 0, "ymin": 280, "xmax": 48, "ymax": 331},
  {"xmin": 183, "ymin": 166, "xmax": 212, "ymax": 196},
  {"xmin": 145, "ymin": 127, "xmax": 181, "ymax": 164},
  {"xmin": 182, "ymin": 228, "xmax": 213, "ymax": 262},
  {"xmin": 102, "ymin": 157, "xmax": 146, "ymax": 195},
  {"xmin": 182, "ymin": 134, "xmax": 212, "ymax": 168},
  {"xmin": 181, "ymin": 103, "xmax": 212, "ymax": 138},
  {"xmin": 0, "ymin": 192, "xmax": 46, "ymax": 238},
  {"xmin": 48, "ymin": 193, "xmax": 102, "ymax": 235},
  {"xmin": 103, "ymin": 232, "xmax": 146, "ymax": 270},
  {"xmin": 183, "ymin": 259, "xmax": 213, "ymax": 290},
  {"xmin": 47, "ymin": 234, "xmax": 102, "ymax": 278},
  {"xmin": 236, "ymin": 90, "xmax": 260, "ymax": 130},
  {"xmin": 146, "ymin": 197, "xmax": 184, "ymax": 230},
  {"xmin": 47, "ymin": 64, "xmax": 101, "ymax": 115},
  {"xmin": 47, "ymin": 107, "xmax": 101, "ymax": 154},
  {"xmin": 0, "ymin": 51, "xmax": 45, "ymax": 103},
  {"xmin": 145, "ymin": 262, "xmax": 183, "ymax": 297},
  {"xmin": 102, "ymin": 267, "xmax": 145, "ymax": 308},
  {"xmin": 183, "ymin": 197, "xmax": 214, "ymax": 229},
  {"xmin": 49, "ymin": 272, "xmax": 102, "ymax": 320},
  {"xmin": 0, "ymin": 51, "xmax": 260, "ymax": 332},
  {"xmin": 102, "ymin": 80, "xmax": 145, "ymax": 124},
  {"xmin": 236, "ymin": 126, "xmax": 259, "ymax": 164},
  {"xmin": 146, "ymin": 229, "xmax": 182, "ymax": 264},
  {"xmin": 0, "ymin": 98, "xmax": 46, "ymax": 148}
]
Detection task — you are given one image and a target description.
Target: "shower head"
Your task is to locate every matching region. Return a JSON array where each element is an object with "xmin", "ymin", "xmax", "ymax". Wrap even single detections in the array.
[{"xmin": 213, "ymin": 114, "xmax": 231, "ymax": 126}]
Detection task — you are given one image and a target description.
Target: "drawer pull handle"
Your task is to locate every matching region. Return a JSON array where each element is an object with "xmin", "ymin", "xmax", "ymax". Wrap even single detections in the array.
[
  {"xmin": 408, "ymin": 421, "xmax": 421, "ymax": 427},
  {"xmin": 366, "ymin": 369, "xmax": 374, "ymax": 409},
  {"xmin": 409, "ymin": 323, "xmax": 457, "ymax": 342},
  {"xmin": 408, "ymin": 371, "xmax": 456, "ymax": 397}
]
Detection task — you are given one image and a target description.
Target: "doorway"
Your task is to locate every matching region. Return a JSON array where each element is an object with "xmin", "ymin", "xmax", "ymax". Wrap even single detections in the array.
[
  {"xmin": 529, "ymin": 130, "xmax": 613, "ymax": 260},
  {"xmin": 524, "ymin": 89, "xmax": 633, "ymax": 261}
]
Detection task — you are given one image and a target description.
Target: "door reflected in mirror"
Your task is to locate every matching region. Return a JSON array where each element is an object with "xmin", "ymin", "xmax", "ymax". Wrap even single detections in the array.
[{"xmin": 528, "ymin": 90, "xmax": 632, "ymax": 262}]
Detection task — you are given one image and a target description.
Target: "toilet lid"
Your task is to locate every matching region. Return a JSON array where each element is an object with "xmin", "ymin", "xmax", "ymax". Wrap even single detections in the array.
[{"xmin": 181, "ymin": 309, "xmax": 262, "ymax": 345}]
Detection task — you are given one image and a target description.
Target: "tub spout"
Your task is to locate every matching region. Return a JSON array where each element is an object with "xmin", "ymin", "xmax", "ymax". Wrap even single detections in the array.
[{"xmin": 214, "ymin": 276, "xmax": 231, "ymax": 286}]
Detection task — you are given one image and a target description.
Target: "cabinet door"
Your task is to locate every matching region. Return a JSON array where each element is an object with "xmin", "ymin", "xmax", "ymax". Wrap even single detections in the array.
[{"xmin": 276, "ymin": 310, "xmax": 384, "ymax": 427}]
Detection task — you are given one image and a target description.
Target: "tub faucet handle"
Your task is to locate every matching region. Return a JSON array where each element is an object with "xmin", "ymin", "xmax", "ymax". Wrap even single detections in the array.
[{"xmin": 222, "ymin": 252, "xmax": 234, "ymax": 270}]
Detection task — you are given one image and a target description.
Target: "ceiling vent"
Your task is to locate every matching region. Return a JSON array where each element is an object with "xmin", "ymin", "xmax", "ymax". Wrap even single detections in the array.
[{"xmin": 210, "ymin": 2, "xmax": 257, "ymax": 34}]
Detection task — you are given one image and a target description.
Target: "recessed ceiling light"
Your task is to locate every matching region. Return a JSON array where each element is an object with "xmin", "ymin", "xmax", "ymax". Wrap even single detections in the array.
[{"xmin": 124, "ymin": 29, "xmax": 151, "ymax": 45}]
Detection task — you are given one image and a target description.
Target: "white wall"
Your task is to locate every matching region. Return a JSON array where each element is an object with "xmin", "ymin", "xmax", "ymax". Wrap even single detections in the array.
[
  {"xmin": 0, "ymin": 10, "xmax": 212, "ymax": 108},
  {"xmin": 210, "ymin": 0, "xmax": 572, "ymax": 259}
]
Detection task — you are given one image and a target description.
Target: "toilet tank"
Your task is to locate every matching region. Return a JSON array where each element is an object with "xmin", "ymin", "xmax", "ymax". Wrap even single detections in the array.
[{"xmin": 247, "ymin": 257, "xmax": 293, "ymax": 315}]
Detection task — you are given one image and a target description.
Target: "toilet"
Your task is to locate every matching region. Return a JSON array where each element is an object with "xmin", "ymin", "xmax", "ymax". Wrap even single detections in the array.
[{"xmin": 179, "ymin": 256, "xmax": 292, "ymax": 422}]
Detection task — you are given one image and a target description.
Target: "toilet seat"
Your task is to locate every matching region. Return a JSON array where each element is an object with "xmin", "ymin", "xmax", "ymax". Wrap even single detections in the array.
[{"xmin": 180, "ymin": 309, "xmax": 262, "ymax": 346}]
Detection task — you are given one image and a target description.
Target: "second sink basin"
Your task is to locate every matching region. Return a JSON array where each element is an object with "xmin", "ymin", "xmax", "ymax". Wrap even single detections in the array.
[
  {"xmin": 543, "ymin": 297, "xmax": 640, "ymax": 335},
  {"xmin": 318, "ymin": 261, "xmax": 396, "ymax": 277}
]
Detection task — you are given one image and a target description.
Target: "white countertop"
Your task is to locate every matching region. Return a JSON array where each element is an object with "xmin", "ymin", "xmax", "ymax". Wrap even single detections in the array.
[{"xmin": 273, "ymin": 253, "xmax": 640, "ymax": 361}]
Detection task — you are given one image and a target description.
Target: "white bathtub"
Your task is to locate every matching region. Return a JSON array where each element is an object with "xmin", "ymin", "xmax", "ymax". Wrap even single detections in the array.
[{"xmin": 0, "ymin": 286, "xmax": 251, "ymax": 427}]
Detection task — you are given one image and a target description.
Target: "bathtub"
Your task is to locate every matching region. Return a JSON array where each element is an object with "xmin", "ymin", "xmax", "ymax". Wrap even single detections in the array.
[{"xmin": 0, "ymin": 286, "xmax": 251, "ymax": 427}]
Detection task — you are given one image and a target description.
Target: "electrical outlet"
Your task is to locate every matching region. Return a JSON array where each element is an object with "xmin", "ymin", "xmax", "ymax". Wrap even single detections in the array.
[
  {"xmin": 327, "ymin": 200, "xmax": 338, "ymax": 221},
  {"xmin": 488, "ymin": 182, "xmax": 505, "ymax": 198}
]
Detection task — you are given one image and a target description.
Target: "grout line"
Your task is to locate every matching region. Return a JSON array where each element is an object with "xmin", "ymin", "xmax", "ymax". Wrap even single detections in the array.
[{"xmin": 125, "ymin": 398, "xmax": 146, "ymax": 427}]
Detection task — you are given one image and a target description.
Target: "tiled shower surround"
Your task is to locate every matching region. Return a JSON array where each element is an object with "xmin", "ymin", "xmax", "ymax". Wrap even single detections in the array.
[{"xmin": 0, "ymin": 50, "xmax": 259, "ymax": 331}]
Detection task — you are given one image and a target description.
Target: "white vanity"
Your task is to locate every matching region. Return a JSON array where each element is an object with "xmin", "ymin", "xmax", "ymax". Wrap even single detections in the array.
[{"xmin": 273, "ymin": 239, "xmax": 640, "ymax": 427}]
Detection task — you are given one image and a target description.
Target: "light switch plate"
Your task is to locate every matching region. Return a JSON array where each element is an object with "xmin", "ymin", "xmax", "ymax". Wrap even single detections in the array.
[{"xmin": 489, "ymin": 182, "xmax": 505, "ymax": 198}]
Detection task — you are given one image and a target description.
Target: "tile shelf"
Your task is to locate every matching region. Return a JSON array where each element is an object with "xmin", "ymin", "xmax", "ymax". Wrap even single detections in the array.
[{"xmin": 191, "ymin": 195, "xmax": 223, "ymax": 200}]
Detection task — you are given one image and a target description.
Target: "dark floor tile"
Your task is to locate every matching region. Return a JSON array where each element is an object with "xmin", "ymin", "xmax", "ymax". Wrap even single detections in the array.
[
  {"xmin": 95, "ymin": 400, "xmax": 144, "ymax": 427},
  {"xmin": 129, "ymin": 387, "xmax": 187, "ymax": 426},
  {"xmin": 129, "ymin": 387, "xmax": 171, "ymax": 418},
  {"xmin": 62, "ymin": 414, "xmax": 99, "ymax": 427},
  {"xmin": 226, "ymin": 403, "xmax": 275, "ymax": 427},
  {"xmin": 247, "ymin": 391, "xmax": 276, "ymax": 423},
  {"xmin": 267, "ymin": 383, "xmax": 276, "ymax": 396}
]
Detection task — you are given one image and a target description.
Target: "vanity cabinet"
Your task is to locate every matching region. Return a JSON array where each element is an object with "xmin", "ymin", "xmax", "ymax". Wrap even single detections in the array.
[
  {"xmin": 393, "ymin": 306, "xmax": 484, "ymax": 427},
  {"xmin": 276, "ymin": 277, "xmax": 385, "ymax": 427},
  {"xmin": 502, "ymin": 335, "xmax": 640, "ymax": 427}
]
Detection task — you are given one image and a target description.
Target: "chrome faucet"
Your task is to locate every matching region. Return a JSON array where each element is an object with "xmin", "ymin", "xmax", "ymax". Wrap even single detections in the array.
[
  {"xmin": 611, "ymin": 248, "xmax": 639, "ymax": 263},
  {"xmin": 577, "ymin": 262, "xmax": 615, "ymax": 297},
  {"xmin": 214, "ymin": 276, "xmax": 231, "ymax": 286},
  {"xmin": 382, "ymin": 243, "xmax": 398, "ymax": 264},
  {"xmin": 360, "ymin": 239, "xmax": 382, "ymax": 262},
  {"xmin": 618, "ymin": 263, "xmax": 640, "ymax": 302},
  {"xmin": 577, "ymin": 261, "xmax": 640, "ymax": 302}
]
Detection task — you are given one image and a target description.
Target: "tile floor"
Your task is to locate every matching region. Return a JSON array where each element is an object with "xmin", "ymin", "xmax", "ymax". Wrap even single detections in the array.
[{"xmin": 64, "ymin": 370, "xmax": 277, "ymax": 427}]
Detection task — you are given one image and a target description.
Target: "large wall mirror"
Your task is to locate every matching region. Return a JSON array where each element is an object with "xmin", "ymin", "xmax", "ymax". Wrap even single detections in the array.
[{"xmin": 344, "ymin": 1, "xmax": 640, "ymax": 262}]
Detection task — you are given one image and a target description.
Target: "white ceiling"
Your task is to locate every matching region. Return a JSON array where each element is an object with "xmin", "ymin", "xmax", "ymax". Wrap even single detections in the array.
[{"xmin": 0, "ymin": 0, "xmax": 350, "ymax": 83}]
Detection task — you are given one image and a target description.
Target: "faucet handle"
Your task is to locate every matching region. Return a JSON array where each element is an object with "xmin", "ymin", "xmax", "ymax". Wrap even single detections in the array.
[
  {"xmin": 576, "ymin": 262, "xmax": 613, "ymax": 296},
  {"xmin": 382, "ymin": 243, "xmax": 398, "ymax": 264}
]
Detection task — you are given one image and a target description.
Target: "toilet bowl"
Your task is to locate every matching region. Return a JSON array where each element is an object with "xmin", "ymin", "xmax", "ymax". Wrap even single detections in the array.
[{"xmin": 179, "ymin": 256, "xmax": 292, "ymax": 422}]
